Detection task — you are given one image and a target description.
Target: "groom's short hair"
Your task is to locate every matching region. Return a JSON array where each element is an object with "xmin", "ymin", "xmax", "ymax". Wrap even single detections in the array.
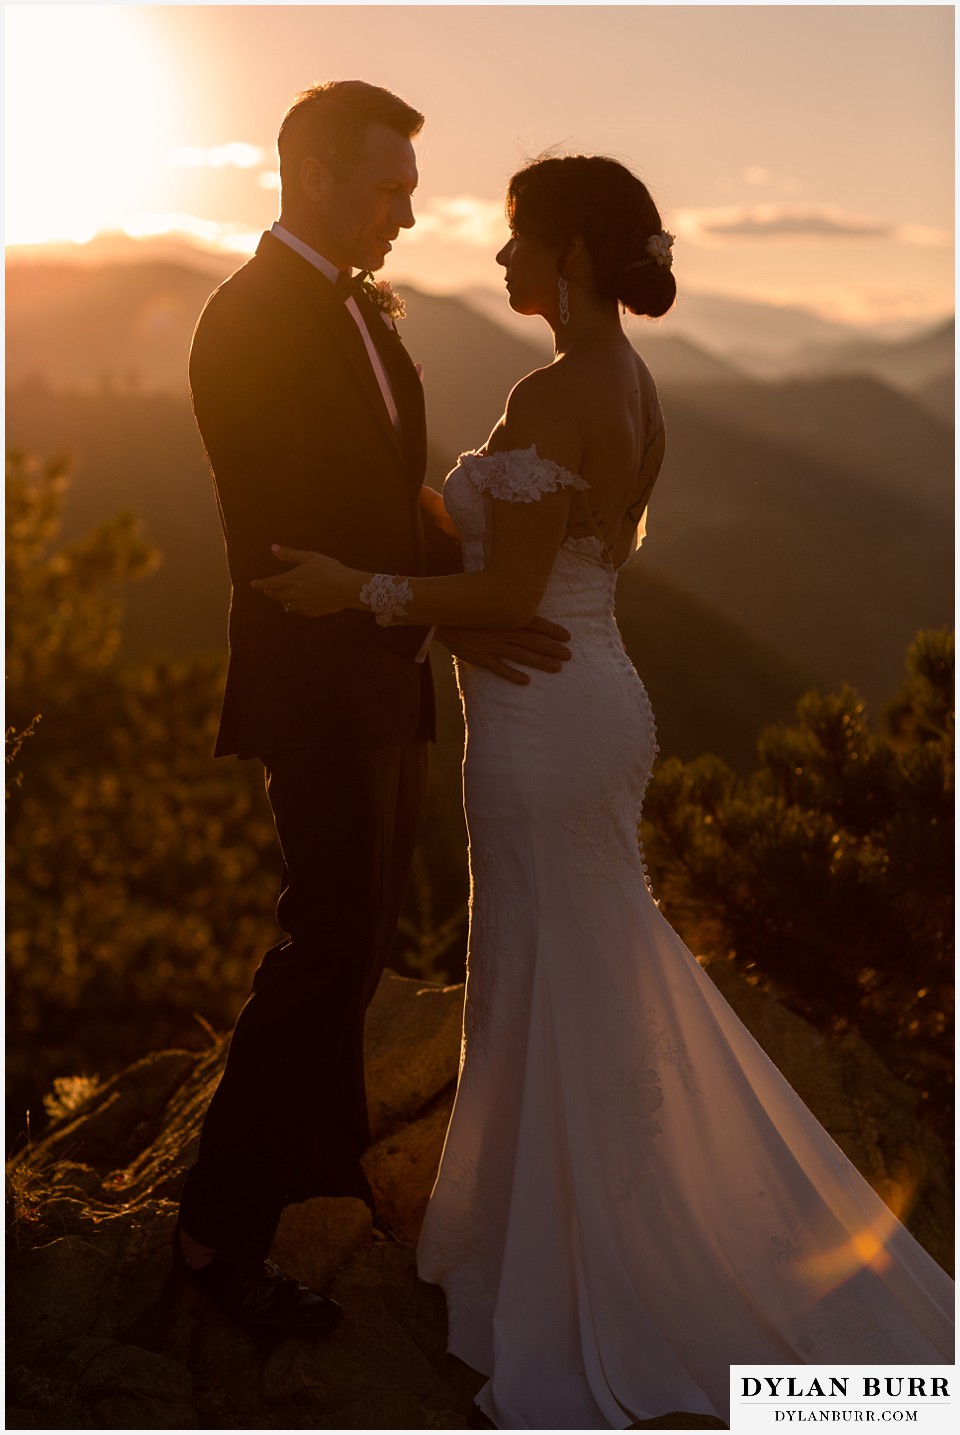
[{"xmin": 278, "ymin": 80, "xmax": 424, "ymax": 199}]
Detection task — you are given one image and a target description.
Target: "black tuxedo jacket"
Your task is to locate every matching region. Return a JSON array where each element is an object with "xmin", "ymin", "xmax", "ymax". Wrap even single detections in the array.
[{"xmin": 190, "ymin": 232, "xmax": 459, "ymax": 758}]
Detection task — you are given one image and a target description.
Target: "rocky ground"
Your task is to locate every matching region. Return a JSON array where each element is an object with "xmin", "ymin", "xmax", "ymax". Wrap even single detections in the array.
[{"xmin": 6, "ymin": 966, "xmax": 953, "ymax": 1430}]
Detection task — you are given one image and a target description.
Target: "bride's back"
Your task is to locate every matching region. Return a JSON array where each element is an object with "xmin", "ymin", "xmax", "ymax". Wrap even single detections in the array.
[
  {"xmin": 486, "ymin": 152, "xmax": 675, "ymax": 568},
  {"xmin": 561, "ymin": 340, "xmax": 665, "ymax": 568}
]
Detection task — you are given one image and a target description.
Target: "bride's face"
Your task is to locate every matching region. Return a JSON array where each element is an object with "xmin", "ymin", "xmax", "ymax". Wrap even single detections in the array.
[{"xmin": 496, "ymin": 231, "xmax": 561, "ymax": 318}]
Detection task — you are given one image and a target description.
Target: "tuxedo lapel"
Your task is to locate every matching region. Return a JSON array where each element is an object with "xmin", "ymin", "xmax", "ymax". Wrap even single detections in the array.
[
  {"xmin": 352, "ymin": 293, "xmax": 427, "ymax": 482},
  {"xmin": 313, "ymin": 287, "xmax": 409, "ymax": 469},
  {"xmin": 255, "ymin": 233, "xmax": 408, "ymax": 472}
]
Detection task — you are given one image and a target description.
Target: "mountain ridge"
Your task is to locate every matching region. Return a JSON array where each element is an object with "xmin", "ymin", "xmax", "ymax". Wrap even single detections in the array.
[
  {"xmin": 6, "ymin": 242, "xmax": 953, "ymax": 388},
  {"xmin": 5, "ymin": 251, "xmax": 952, "ymax": 753}
]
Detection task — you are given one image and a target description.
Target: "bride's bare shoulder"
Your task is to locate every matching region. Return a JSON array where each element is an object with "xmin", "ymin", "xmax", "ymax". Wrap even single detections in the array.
[
  {"xmin": 506, "ymin": 360, "xmax": 571, "ymax": 408},
  {"xmin": 485, "ymin": 364, "xmax": 584, "ymax": 471}
]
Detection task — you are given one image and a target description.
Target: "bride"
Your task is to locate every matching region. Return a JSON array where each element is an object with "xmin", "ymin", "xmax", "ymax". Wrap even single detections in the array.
[{"xmin": 252, "ymin": 154, "xmax": 953, "ymax": 1429}]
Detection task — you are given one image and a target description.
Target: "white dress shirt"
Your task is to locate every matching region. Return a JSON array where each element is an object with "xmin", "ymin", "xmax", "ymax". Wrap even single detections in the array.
[
  {"xmin": 270, "ymin": 222, "xmax": 400, "ymax": 430},
  {"xmin": 269, "ymin": 223, "xmax": 435, "ymax": 661}
]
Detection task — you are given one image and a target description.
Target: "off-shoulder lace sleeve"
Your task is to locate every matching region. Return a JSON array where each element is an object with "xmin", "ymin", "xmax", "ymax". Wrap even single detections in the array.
[
  {"xmin": 352, "ymin": 445, "xmax": 577, "ymax": 630},
  {"xmin": 457, "ymin": 445, "xmax": 589, "ymax": 503}
]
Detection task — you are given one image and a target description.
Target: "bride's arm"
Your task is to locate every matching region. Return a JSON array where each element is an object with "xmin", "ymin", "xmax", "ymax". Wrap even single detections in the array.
[
  {"xmin": 257, "ymin": 484, "xmax": 572, "ymax": 627},
  {"xmin": 253, "ymin": 371, "xmax": 585, "ymax": 629}
]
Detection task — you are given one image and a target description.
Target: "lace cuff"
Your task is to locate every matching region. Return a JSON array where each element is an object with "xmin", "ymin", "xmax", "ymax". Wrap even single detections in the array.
[
  {"xmin": 457, "ymin": 445, "xmax": 589, "ymax": 503},
  {"xmin": 359, "ymin": 573, "xmax": 413, "ymax": 626}
]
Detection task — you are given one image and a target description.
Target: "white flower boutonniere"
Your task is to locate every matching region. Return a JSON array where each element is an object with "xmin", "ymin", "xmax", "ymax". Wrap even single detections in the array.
[{"xmin": 360, "ymin": 277, "xmax": 406, "ymax": 323}]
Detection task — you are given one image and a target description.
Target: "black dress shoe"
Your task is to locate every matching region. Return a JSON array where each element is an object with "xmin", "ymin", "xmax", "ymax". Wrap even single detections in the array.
[{"xmin": 173, "ymin": 1229, "xmax": 341, "ymax": 1334}]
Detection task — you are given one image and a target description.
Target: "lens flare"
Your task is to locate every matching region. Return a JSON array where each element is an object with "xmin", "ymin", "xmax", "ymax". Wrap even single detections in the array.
[{"xmin": 800, "ymin": 1182, "xmax": 918, "ymax": 1293}]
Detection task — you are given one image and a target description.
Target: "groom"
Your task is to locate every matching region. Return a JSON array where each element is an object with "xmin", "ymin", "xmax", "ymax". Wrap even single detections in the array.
[{"xmin": 175, "ymin": 80, "xmax": 570, "ymax": 1331}]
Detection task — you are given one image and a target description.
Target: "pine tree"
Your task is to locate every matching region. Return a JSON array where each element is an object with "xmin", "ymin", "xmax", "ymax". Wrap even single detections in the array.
[{"xmin": 642, "ymin": 631, "xmax": 954, "ymax": 1139}]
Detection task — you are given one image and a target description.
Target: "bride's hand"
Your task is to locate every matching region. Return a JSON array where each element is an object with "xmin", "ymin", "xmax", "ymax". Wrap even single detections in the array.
[{"xmin": 252, "ymin": 544, "xmax": 354, "ymax": 617}]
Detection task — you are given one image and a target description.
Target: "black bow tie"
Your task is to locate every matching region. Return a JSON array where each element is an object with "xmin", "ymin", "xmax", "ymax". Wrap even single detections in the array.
[{"xmin": 334, "ymin": 270, "xmax": 368, "ymax": 302}]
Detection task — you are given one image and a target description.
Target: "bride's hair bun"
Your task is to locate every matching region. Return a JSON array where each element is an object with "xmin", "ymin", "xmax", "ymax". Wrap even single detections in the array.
[
  {"xmin": 616, "ymin": 252, "xmax": 676, "ymax": 320},
  {"xmin": 506, "ymin": 154, "xmax": 677, "ymax": 320}
]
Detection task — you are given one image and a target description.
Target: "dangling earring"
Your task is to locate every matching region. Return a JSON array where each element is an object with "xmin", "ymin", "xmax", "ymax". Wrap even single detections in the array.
[{"xmin": 558, "ymin": 275, "xmax": 570, "ymax": 326}]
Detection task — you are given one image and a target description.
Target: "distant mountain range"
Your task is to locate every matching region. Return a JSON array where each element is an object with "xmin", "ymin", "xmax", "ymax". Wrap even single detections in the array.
[
  {"xmin": 785, "ymin": 318, "xmax": 955, "ymax": 391},
  {"xmin": 462, "ymin": 282, "xmax": 955, "ymax": 392},
  {"xmin": 5, "ymin": 258, "xmax": 219, "ymax": 394},
  {"xmin": 7, "ymin": 232, "xmax": 954, "ymax": 391},
  {"xmin": 5, "ymin": 244, "xmax": 954, "ymax": 770}
]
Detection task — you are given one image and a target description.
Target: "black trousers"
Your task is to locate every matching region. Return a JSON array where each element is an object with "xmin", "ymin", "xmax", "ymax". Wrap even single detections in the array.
[{"xmin": 178, "ymin": 738, "xmax": 428, "ymax": 1259}]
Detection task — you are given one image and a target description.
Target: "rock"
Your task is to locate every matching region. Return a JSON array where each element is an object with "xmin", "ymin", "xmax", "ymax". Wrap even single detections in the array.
[
  {"xmin": 324, "ymin": 1386, "xmax": 447, "ymax": 1429},
  {"xmin": 364, "ymin": 1097, "xmax": 455, "ymax": 1244},
  {"xmin": 364, "ymin": 972, "xmax": 463, "ymax": 1138},
  {"xmin": 7, "ymin": 1236, "xmax": 119, "ymax": 1345},
  {"xmin": 46, "ymin": 1161, "xmax": 104, "ymax": 1198},
  {"xmin": 272, "ymin": 1196, "xmax": 372, "ymax": 1289},
  {"xmin": 75, "ymin": 1341, "xmax": 196, "ymax": 1428},
  {"xmin": 6, "ymin": 1337, "xmax": 114, "ymax": 1429},
  {"xmin": 105, "ymin": 1043, "xmax": 227, "ymax": 1204},
  {"xmin": 6, "ymin": 965, "xmax": 953, "ymax": 1430},
  {"xmin": 8, "ymin": 1334, "xmax": 197, "ymax": 1429},
  {"xmin": 25, "ymin": 1052, "xmax": 198, "ymax": 1171}
]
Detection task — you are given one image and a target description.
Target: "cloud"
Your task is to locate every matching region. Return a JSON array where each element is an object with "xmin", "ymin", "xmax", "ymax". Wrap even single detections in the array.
[
  {"xmin": 166, "ymin": 143, "xmax": 266, "ymax": 170},
  {"xmin": 741, "ymin": 166, "xmax": 774, "ymax": 187},
  {"xmin": 739, "ymin": 168, "xmax": 803, "ymax": 197},
  {"xmin": 712, "ymin": 208, "xmax": 890, "ymax": 239},
  {"xmin": 676, "ymin": 203, "xmax": 952, "ymax": 246},
  {"xmin": 122, "ymin": 213, "xmax": 260, "ymax": 254},
  {"xmin": 897, "ymin": 223, "xmax": 955, "ymax": 248},
  {"xmin": 746, "ymin": 283, "xmax": 953, "ymax": 328},
  {"xmin": 406, "ymin": 196, "xmax": 506, "ymax": 247}
]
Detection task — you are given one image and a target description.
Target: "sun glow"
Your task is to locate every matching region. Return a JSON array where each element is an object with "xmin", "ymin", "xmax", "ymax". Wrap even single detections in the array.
[{"xmin": 4, "ymin": 5, "xmax": 172, "ymax": 246}]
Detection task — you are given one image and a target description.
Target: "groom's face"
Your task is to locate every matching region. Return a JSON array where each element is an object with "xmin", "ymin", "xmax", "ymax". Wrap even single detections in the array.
[{"xmin": 324, "ymin": 122, "xmax": 418, "ymax": 272}]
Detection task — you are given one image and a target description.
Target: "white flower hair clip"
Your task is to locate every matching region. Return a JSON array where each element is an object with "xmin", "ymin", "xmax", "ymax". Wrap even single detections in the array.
[{"xmin": 646, "ymin": 231, "xmax": 675, "ymax": 268}]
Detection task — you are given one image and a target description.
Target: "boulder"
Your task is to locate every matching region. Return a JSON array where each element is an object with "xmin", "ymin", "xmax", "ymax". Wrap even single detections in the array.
[
  {"xmin": 364, "ymin": 1097, "xmax": 455, "ymax": 1244},
  {"xmin": 6, "ymin": 972, "xmax": 481, "ymax": 1430},
  {"xmin": 703, "ymin": 956, "xmax": 954, "ymax": 1273},
  {"xmin": 364, "ymin": 971, "xmax": 463, "ymax": 1137},
  {"xmin": 272, "ymin": 1196, "xmax": 372, "ymax": 1289},
  {"xmin": 6, "ymin": 966, "xmax": 953, "ymax": 1429},
  {"xmin": 31, "ymin": 1052, "xmax": 198, "ymax": 1171}
]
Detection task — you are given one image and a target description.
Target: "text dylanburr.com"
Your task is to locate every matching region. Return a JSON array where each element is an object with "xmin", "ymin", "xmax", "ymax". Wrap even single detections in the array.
[{"xmin": 730, "ymin": 1368, "xmax": 954, "ymax": 1434}]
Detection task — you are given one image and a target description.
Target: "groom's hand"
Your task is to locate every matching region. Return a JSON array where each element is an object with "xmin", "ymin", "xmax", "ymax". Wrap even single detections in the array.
[{"xmin": 437, "ymin": 616, "xmax": 571, "ymax": 685}]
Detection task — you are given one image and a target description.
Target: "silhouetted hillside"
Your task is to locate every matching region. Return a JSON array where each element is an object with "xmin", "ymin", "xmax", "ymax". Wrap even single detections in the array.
[
  {"xmin": 4, "ymin": 386, "xmax": 811, "ymax": 772},
  {"xmin": 915, "ymin": 368, "xmax": 956, "ymax": 426},
  {"xmin": 646, "ymin": 389, "xmax": 952, "ymax": 705},
  {"xmin": 4, "ymin": 257, "xmax": 741, "ymax": 401},
  {"xmin": 678, "ymin": 373, "xmax": 953, "ymax": 518},
  {"xmin": 10, "ymin": 251, "xmax": 950, "ymax": 400},
  {"xmin": 5, "ymin": 259, "xmax": 225, "ymax": 392},
  {"xmin": 6, "ymin": 387, "xmax": 230, "ymax": 655},
  {"xmin": 5, "ymin": 251, "xmax": 952, "ymax": 724},
  {"xmin": 460, "ymin": 285, "xmax": 744, "ymax": 390},
  {"xmin": 663, "ymin": 288, "xmax": 897, "ymax": 361},
  {"xmin": 788, "ymin": 318, "xmax": 955, "ymax": 393},
  {"xmin": 465, "ymin": 282, "xmax": 951, "ymax": 385},
  {"xmin": 614, "ymin": 562, "xmax": 815, "ymax": 767}
]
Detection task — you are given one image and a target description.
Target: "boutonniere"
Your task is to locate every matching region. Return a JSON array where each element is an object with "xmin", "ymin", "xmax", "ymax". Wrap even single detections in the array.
[{"xmin": 359, "ymin": 276, "xmax": 406, "ymax": 324}]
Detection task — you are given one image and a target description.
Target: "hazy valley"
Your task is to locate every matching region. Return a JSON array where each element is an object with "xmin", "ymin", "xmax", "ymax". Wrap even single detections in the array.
[{"xmin": 6, "ymin": 245, "xmax": 954, "ymax": 776}]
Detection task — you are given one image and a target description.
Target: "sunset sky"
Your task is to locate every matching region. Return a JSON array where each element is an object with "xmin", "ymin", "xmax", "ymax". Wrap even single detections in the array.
[{"xmin": 3, "ymin": 2, "xmax": 955, "ymax": 330}]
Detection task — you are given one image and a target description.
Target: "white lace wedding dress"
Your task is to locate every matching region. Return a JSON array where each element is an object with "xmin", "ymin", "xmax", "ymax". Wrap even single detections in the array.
[{"xmin": 416, "ymin": 448, "xmax": 954, "ymax": 1430}]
